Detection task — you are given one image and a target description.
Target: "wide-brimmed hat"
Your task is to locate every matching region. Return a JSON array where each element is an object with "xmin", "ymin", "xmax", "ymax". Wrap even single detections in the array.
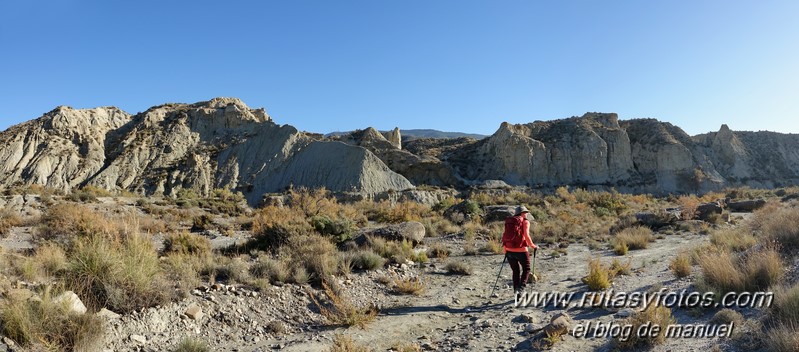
[{"xmin": 515, "ymin": 206, "xmax": 530, "ymax": 216}]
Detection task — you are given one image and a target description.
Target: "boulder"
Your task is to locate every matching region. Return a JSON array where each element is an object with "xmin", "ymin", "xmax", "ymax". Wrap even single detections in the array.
[
  {"xmin": 483, "ymin": 205, "xmax": 516, "ymax": 223},
  {"xmin": 358, "ymin": 221, "xmax": 426, "ymax": 245},
  {"xmin": 635, "ymin": 210, "xmax": 679, "ymax": 228},
  {"xmin": 696, "ymin": 202, "xmax": 723, "ymax": 221},
  {"xmin": 54, "ymin": 291, "xmax": 87, "ymax": 315},
  {"xmin": 543, "ymin": 312, "xmax": 571, "ymax": 336},
  {"xmin": 184, "ymin": 303, "xmax": 203, "ymax": 320},
  {"xmin": 728, "ymin": 199, "xmax": 766, "ymax": 212},
  {"xmin": 782, "ymin": 194, "xmax": 799, "ymax": 202}
]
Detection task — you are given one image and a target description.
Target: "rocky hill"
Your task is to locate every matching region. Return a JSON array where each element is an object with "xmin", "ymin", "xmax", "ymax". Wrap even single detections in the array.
[
  {"xmin": 0, "ymin": 98, "xmax": 412, "ymax": 205},
  {"xmin": 2, "ymin": 100, "xmax": 799, "ymax": 201}
]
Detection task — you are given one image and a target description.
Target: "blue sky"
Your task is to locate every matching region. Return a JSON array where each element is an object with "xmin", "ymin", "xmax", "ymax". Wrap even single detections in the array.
[{"xmin": 1, "ymin": 1, "xmax": 798, "ymax": 136}]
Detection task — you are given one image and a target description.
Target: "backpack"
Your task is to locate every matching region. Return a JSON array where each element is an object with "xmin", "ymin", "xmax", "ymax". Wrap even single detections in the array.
[{"xmin": 502, "ymin": 215, "xmax": 526, "ymax": 248}]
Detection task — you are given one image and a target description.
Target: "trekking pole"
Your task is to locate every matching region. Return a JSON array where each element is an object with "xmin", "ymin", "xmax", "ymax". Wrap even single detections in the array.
[
  {"xmin": 489, "ymin": 255, "xmax": 507, "ymax": 298},
  {"xmin": 531, "ymin": 248, "xmax": 538, "ymax": 282}
]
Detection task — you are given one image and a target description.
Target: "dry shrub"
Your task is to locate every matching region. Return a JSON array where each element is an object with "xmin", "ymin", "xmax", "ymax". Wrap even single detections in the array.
[
  {"xmin": 669, "ymin": 252, "xmax": 692, "ymax": 278},
  {"xmin": 328, "ymin": 334, "xmax": 371, "ymax": 352},
  {"xmin": 698, "ymin": 248, "xmax": 783, "ymax": 295},
  {"xmin": 555, "ymin": 186, "xmax": 577, "ymax": 203},
  {"xmin": 38, "ymin": 203, "xmax": 117, "ymax": 245},
  {"xmin": 609, "ymin": 258, "xmax": 631, "ymax": 276},
  {"xmin": 759, "ymin": 206, "xmax": 799, "ymax": 251},
  {"xmin": 426, "ymin": 243, "xmax": 451, "ymax": 259},
  {"xmin": 481, "ymin": 238, "xmax": 504, "ymax": 254},
  {"xmin": 0, "ymin": 208, "xmax": 22, "ymax": 236},
  {"xmin": 392, "ymin": 276, "xmax": 425, "ymax": 295},
  {"xmin": 582, "ymin": 258, "xmax": 611, "ymax": 291},
  {"xmin": 444, "ymin": 261, "xmax": 473, "ymax": 275},
  {"xmin": 612, "ymin": 226, "xmax": 654, "ymax": 251},
  {"xmin": 677, "ymin": 195, "xmax": 700, "ymax": 220},
  {"xmin": 174, "ymin": 337, "xmax": 210, "ymax": 352},
  {"xmin": 250, "ymin": 206, "xmax": 313, "ymax": 250},
  {"xmin": 391, "ymin": 342, "xmax": 422, "ymax": 352},
  {"xmin": 163, "ymin": 232, "xmax": 212, "ymax": 256},
  {"xmin": 364, "ymin": 200, "xmax": 430, "ymax": 224},
  {"xmin": 614, "ymin": 304, "xmax": 675, "ymax": 349},
  {"xmin": 613, "ymin": 241, "xmax": 628, "ymax": 255},
  {"xmin": 367, "ymin": 237, "xmax": 427, "ymax": 264},
  {"xmin": 710, "ymin": 227, "xmax": 756, "ymax": 252},
  {"xmin": 250, "ymin": 256, "xmax": 291, "ymax": 284},
  {"xmin": 65, "ymin": 233, "xmax": 169, "ymax": 313},
  {"xmin": 772, "ymin": 283, "xmax": 799, "ymax": 325},
  {"xmin": 342, "ymin": 250, "xmax": 385, "ymax": 271},
  {"xmin": 710, "ymin": 308, "xmax": 743, "ymax": 326},
  {"xmin": 310, "ymin": 281, "xmax": 378, "ymax": 328},
  {"xmin": 283, "ymin": 233, "xmax": 339, "ymax": 284},
  {"xmin": 35, "ymin": 243, "xmax": 67, "ymax": 278},
  {"xmin": 201, "ymin": 255, "xmax": 249, "ymax": 284},
  {"xmin": 765, "ymin": 324, "xmax": 799, "ymax": 352},
  {"xmin": 161, "ymin": 253, "xmax": 204, "ymax": 298},
  {"xmin": 0, "ymin": 289, "xmax": 105, "ymax": 351}
]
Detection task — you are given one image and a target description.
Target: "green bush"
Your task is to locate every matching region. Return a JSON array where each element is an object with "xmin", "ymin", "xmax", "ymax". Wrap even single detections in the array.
[
  {"xmin": 163, "ymin": 232, "xmax": 211, "ymax": 256},
  {"xmin": 311, "ymin": 215, "xmax": 354, "ymax": 243}
]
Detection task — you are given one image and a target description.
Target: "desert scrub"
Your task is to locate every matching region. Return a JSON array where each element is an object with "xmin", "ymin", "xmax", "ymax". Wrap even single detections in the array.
[
  {"xmin": 698, "ymin": 247, "xmax": 783, "ymax": 295},
  {"xmin": 368, "ymin": 237, "xmax": 427, "ymax": 264},
  {"xmin": 1, "ymin": 289, "xmax": 105, "ymax": 351},
  {"xmin": 309, "ymin": 281, "xmax": 378, "ymax": 328},
  {"xmin": 38, "ymin": 203, "xmax": 118, "ymax": 245},
  {"xmin": 341, "ymin": 250, "xmax": 385, "ymax": 271},
  {"xmin": 426, "ymin": 242, "xmax": 451, "ymax": 259},
  {"xmin": 612, "ymin": 226, "xmax": 654, "ymax": 251},
  {"xmin": 444, "ymin": 261, "xmax": 473, "ymax": 275},
  {"xmin": 282, "ymin": 233, "xmax": 339, "ymax": 284},
  {"xmin": 249, "ymin": 205, "xmax": 314, "ymax": 250},
  {"xmin": 759, "ymin": 206, "xmax": 799, "ymax": 251},
  {"xmin": 64, "ymin": 233, "xmax": 169, "ymax": 313},
  {"xmin": 676, "ymin": 195, "xmax": 700, "ymax": 220},
  {"xmin": 771, "ymin": 283, "xmax": 799, "ymax": 325},
  {"xmin": 0, "ymin": 208, "xmax": 22, "ymax": 236},
  {"xmin": 392, "ymin": 276, "xmax": 425, "ymax": 295},
  {"xmin": 669, "ymin": 252, "xmax": 692, "ymax": 278},
  {"xmin": 174, "ymin": 337, "xmax": 211, "ymax": 352},
  {"xmin": 163, "ymin": 231, "xmax": 212, "ymax": 256},
  {"xmin": 765, "ymin": 324, "xmax": 799, "ymax": 352},
  {"xmin": 328, "ymin": 334, "xmax": 371, "ymax": 352},
  {"xmin": 582, "ymin": 258, "xmax": 611, "ymax": 291},
  {"xmin": 250, "ymin": 256, "xmax": 291, "ymax": 284},
  {"xmin": 709, "ymin": 227, "xmax": 756, "ymax": 252},
  {"xmin": 614, "ymin": 304, "xmax": 675, "ymax": 349}
]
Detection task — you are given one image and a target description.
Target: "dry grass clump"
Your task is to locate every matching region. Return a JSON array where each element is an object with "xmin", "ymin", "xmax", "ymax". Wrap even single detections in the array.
[
  {"xmin": 250, "ymin": 256, "xmax": 291, "ymax": 284},
  {"xmin": 367, "ymin": 237, "xmax": 427, "ymax": 264},
  {"xmin": 710, "ymin": 308, "xmax": 743, "ymax": 326},
  {"xmin": 38, "ymin": 203, "xmax": 117, "ymax": 245},
  {"xmin": 341, "ymin": 250, "xmax": 385, "ymax": 271},
  {"xmin": 444, "ymin": 261, "xmax": 473, "ymax": 275},
  {"xmin": 669, "ymin": 252, "xmax": 692, "ymax": 278},
  {"xmin": 765, "ymin": 324, "xmax": 799, "ymax": 352},
  {"xmin": 310, "ymin": 282, "xmax": 378, "ymax": 328},
  {"xmin": 481, "ymin": 238, "xmax": 504, "ymax": 254},
  {"xmin": 64, "ymin": 233, "xmax": 169, "ymax": 313},
  {"xmin": 0, "ymin": 208, "xmax": 22, "ymax": 236},
  {"xmin": 612, "ymin": 226, "xmax": 654, "ymax": 252},
  {"xmin": 698, "ymin": 248, "xmax": 783, "ymax": 295},
  {"xmin": 772, "ymin": 283, "xmax": 799, "ymax": 325},
  {"xmin": 609, "ymin": 258, "xmax": 632, "ymax": 277},
  {"xmin": 328, "ymin": 334, "xmax": 371, "ymax": 352},
  {"xmin": 362, "ymin": 200, "xmax": 431, "ymax": 224},
  {"xmin": 710, "ymin": 227, "xmax": 757, "ymax": 252},
  {"xmin": 614, "ymin": 304, "xmax": 675, "ymax": 349},
  {"xmin": 283, "ymin": 233, "xmax": 340, "ymax": 284},
  {"xmin": 173, "ymin": 337, "xmax": 211, "ymax": 352},
  {"xmin": 426, "ymin": 243, "xmax": 451, "ymax": 259},
  {"xmin": 759, "ymin": 206, "xmax": 799, "ymax": 251},
  {"xmin": 392, "ymin": 276, "xmax": 425, "ymax": 295},
  {"xmin": 249, "ymin": 205, "xmax": 314, "ymax": 250},
  {"xmin": 0, "ymin": 289, "xmax": 105, "ymax": 351},
  {"xmin": 582, "ymin": 258, "xmax": 611, "ymax": 291},
  {"xmin": 390, "ymin": 342, "xmax": 422, "ymax": 352},
  {"xmin": 163, "ymin": 231, "xmax": 212, "ymax": 256}
]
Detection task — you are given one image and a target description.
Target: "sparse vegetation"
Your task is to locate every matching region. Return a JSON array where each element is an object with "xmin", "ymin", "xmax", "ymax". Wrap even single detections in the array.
[
  {"xmin": 392, "ymin": 276, "xmax": 425, "ymax": 295},
  {"xmin": 583, "ymin": 258, "xmax": 611, "ymax": 291},
  {"xmin": 698, "ymin": 247, "xmax": 783, "ymax": 295},
  {"xmin": 328, "ymin": 334, "xmax": 371, "ymax": 352},
  {"xmin": 174, "ymin": 337, "xmax": 211, "ymax": 352},
  {"xmin": 444, "ymin": 261, "xmax": 473, "ymax": 275},
  {"xmin": 426, "ymin": 243, "xmax": 451, "ymax": 259},
  {"xmin": 614, "ymin": 304, "xmax": 675, "ymax": 349},
  {"xmin": 669, "ymin": 252, "xmax": 692, "ymax": 278},
  {"xmin": 310, "ymin": 282, "xmax": 378, "ymax": 328},
  {"xmin": 0, "ymin": 289, "xmax": 105, "ymax": 351},
  {"xmin": 612, "ymin": 226, "xmax": 654, "ymax": 252}
]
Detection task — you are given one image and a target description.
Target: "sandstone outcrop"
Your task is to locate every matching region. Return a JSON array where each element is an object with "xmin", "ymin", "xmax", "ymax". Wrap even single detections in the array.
[{"xmin": 0, "ymin": 98, "xmax": 413, "ymax": 205}]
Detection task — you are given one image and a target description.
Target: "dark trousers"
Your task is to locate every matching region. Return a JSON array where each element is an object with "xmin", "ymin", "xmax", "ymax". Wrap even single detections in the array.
[{"xmin": 506, "ymin": 251, "xmax": 531, "ymax": 291}]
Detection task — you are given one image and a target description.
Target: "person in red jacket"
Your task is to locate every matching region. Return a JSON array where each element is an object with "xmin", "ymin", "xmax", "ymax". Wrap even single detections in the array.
[{"xmin": 502, "ymin": 206, "xmax": 538, "ymax": 293}]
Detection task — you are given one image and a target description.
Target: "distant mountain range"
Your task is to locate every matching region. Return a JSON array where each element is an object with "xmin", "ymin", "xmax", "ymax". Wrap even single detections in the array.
[{"xmin": 326, "ymin": 129, "xmax": 487, "ymax": 141}]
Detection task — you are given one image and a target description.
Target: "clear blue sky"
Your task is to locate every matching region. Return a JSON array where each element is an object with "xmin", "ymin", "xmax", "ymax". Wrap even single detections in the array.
[{"xmin": 1, "ymin": 1, "xmax": 798, "ymax": 136}]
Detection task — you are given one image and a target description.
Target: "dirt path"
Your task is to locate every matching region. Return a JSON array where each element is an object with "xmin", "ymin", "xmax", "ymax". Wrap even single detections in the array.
[{"xmin": 247, "ymin": 229, "xmax": 717, "ymax": 352}]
